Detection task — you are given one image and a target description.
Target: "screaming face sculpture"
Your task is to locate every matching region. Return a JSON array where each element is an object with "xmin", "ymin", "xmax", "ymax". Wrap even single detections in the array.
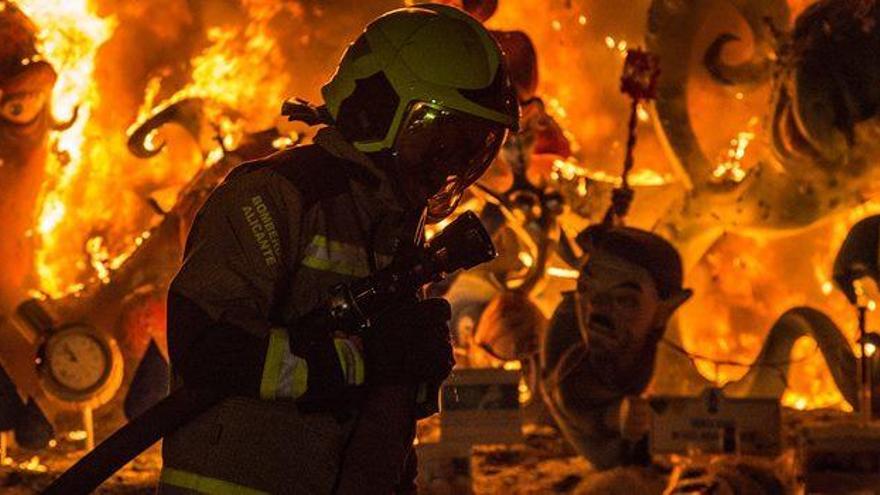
[{"xmin": 574, "ymin": 251, "xmax": 666, "ymax": 385}]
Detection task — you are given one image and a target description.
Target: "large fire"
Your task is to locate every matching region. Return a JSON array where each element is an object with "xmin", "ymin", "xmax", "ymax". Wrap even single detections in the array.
[
  {"xmin": 8, "ymin": 0, "xmax": 878, "ymax": 413},
  {"xmin": 17, "ymin": 0, "xmax": 116, "ymax": 296},
  {"xmin": 19, "ymin": 0, "xmax": 301, "ymax": 299}
]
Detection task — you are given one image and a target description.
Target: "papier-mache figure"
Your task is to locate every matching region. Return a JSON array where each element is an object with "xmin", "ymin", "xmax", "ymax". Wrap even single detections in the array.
[
  {"xmin": 544, "ymin": 215, "xmax": 880, "ymax": 477},
  {"xmin": 0, "ymin": 0, "xmax": 58, "ymax": 315},
  {"xmin": 540, "ymin": 225, "xmax": 691, "ymax": 470}
]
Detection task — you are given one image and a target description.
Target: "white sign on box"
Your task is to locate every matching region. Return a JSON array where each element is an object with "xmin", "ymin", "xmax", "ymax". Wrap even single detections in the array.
[{"xmin": 649, "ymin": 387, "xmax": 781, "ymax": 456}]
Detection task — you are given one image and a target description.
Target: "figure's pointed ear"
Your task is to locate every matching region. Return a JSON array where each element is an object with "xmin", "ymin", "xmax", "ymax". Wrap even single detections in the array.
[{"xmin": 653, "ymin": 288, "xmax": 692, "ymax": 328}]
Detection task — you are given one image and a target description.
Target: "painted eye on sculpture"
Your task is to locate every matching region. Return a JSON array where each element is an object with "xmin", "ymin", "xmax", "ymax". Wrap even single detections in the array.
[{"xmin": 1, "ymin": 91, "xmax": 47, "ymax": 125}]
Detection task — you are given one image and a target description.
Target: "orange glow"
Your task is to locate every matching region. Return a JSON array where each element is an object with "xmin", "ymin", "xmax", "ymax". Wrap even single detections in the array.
[
  {"xmin": 680, "ymin": 201, "xmax": 880, "ymax": 410},
  {"xmin": 12, "ymin": 0, "xmax": 872, "ymax": 413},
  {"xmin": 22, "ymin": 0, "xmax": 293, "ymax": 298},
  {"xmin": 17, "ymin": 455, "xmax": 47, "ymax": 473}
]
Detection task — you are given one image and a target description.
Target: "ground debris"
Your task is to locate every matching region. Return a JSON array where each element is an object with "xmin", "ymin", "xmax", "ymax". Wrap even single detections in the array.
[{"xmin": 0, "ymin": 439, "xmax": 161, "ymax": 494}]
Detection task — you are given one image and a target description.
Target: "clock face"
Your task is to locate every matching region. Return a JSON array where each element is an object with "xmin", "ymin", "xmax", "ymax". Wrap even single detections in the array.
[{"xmin": 46, "ymin": 331, "xmax": 109, "ymax": 392}]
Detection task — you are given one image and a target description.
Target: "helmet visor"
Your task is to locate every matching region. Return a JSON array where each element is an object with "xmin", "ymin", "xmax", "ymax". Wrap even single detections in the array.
[{"xmin": 394, "ymin": 101, "xmax": 506, "ymax": 222}]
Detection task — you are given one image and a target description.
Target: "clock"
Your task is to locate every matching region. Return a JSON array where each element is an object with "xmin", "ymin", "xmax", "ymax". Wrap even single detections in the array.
[{"xmin": 36, "ymin": 324, "xmax": 122, "ymax": 408}]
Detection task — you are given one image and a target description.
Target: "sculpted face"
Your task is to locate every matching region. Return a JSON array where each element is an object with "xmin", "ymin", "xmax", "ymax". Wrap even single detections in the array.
[
  {"xmin": 0, "ymin": 2, "xmax": 55, "ymax": 171},
  {"xmin": 575, "ymin": 249, "xmax": 663, "ymax": 365},
  {"xmin": 0, "ymin": 64, "xmax": 55, "ymax": 168}
]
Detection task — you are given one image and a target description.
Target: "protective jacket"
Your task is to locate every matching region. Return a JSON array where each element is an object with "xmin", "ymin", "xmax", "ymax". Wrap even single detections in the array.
[{"xmin": 159, "ymin": 127, "xmax": 419, "ymax": 494}]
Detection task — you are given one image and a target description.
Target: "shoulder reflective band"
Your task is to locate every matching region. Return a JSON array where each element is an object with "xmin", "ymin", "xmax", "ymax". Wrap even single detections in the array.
[
  {"xmin": 302, "ymin": 235, "xmax": 370, "ymax": 277},
  {"xmin": 333, "ymin": 338, "xmax": 365, "ymax": 386},
  {"xmin": 260, "ymin": 328, "xmax": 309, "ymax": 400},
  {"xmin": 160, "ymin": 468, "xmax": 268, "ymax": 495}
]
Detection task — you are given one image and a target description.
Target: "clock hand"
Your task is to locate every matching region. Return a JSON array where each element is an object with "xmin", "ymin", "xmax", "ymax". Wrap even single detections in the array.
[{"xmin": 63, "ymin": 344, "xmax": 78, "ymax": 363}]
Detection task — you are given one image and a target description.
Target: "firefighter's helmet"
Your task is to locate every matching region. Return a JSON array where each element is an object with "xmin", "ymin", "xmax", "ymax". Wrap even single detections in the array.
[{"xmin": 322, "ymin": 3, "xmax": 519, "ymax": 220}]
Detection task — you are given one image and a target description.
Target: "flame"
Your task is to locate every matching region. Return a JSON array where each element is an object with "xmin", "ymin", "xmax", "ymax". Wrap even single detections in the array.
[
  {"xmin": 680, "ymin": 201, "xmax": 880, "ymax": 410},
  {"xmin": 17, "ymin": 0, "xmax": 116, "ymax": 297},
  {"xmin": 135, "ymin": 0, "xmax": 295, "ymax": 148},
  {"xmin": 552, "ymin": 157, "xmax": 673, "ymax": 187},
  {"xmin": 603, "ymin": 35, "xmax": 629, "ymax": 56},
  {"xmin": 86, "ymin": 235, "xmax": 131, "ymax": 285},
  {"xmin": 518, "ymin": 377, "xmax": 532, "ymax": 404},
  {"xmin": 25, "ymin": 0, "xmax": 293, "ymax": 297},
  {"xmin": 17, "ymin": 455, "xmax": 47, "ymax": 473},
  {"xmin": 711, "ymin": 130, "xmax": 755, "ymax": 184},
  {"xmin": 66, "ymin": 430, "xmax": 88, "ymax": 441},
  {"xmin": 17, "ymin": 0, "xmax": 115, "ymax": 124}
]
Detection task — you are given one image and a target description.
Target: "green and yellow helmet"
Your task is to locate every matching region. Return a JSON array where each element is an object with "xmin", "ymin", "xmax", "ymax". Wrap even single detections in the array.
[{"xmin": 322, "ymin": 3, "xmax": 519, "ymax": 220}]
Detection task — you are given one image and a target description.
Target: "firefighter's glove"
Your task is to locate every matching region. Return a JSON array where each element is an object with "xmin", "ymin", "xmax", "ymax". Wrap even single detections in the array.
[{"xmin": 365, "ymin": 298, "xmax": 455, "ymax": 386}]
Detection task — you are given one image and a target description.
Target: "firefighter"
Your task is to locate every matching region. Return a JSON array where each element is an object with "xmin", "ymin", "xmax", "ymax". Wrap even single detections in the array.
[
  {"xmin": 540, "ymin": 226, "xmax": 691, "ymax": 470},
  {"xmin": 158, "ymin": 4, "xmax": 518, "ymax": 494}
]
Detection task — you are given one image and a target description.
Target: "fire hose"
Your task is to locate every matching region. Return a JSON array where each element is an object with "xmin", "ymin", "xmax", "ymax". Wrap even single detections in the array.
[{"xmin": 42, "ymin": 211, "xmax": 496, "ymax": 495}]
